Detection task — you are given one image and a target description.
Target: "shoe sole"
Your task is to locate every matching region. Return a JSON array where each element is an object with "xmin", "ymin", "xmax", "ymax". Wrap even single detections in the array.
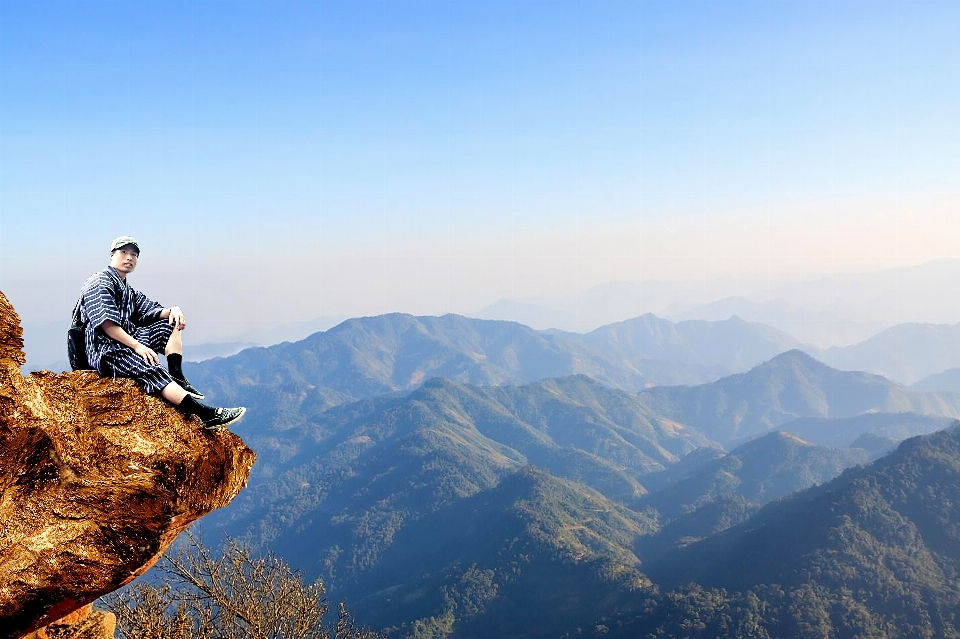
[{"xmin": 204, "ymin": 407, "xmax": 246, "ymax": 430}]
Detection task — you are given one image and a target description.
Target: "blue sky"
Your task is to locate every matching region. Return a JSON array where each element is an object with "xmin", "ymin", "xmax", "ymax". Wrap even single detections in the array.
[{"xmin": 1, "ymin": 0, "xmax": 958, "ymax": 340}]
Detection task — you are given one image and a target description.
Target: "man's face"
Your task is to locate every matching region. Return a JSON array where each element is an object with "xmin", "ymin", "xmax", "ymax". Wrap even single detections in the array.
[{"xmin": 110, "ymin": 245, "xmax": 139, "ymax": 275}]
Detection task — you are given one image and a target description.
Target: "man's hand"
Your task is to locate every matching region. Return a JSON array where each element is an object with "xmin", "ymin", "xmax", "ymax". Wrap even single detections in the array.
[
  {"xmin": 167, "ymin": 306, "xmax": 186, "ymax": 330},
  {"xmin": 134, "ymin": 343, "xmax": 160, "ymax": 366}
]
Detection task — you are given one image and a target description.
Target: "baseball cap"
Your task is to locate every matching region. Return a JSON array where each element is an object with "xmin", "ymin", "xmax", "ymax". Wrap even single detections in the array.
[{"xmin": 110, "ymin": 236, "xmax": 140, "ymax": 254}]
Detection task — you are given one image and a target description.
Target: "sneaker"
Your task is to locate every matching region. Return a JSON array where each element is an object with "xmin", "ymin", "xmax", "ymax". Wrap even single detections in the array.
[
  {"xmin": 173, "ymin": 376, "xmax": 205, "ymax": 400},
  {"xmin": 203, "ymin": 406, "xmax": 246, "ymax": 430}
]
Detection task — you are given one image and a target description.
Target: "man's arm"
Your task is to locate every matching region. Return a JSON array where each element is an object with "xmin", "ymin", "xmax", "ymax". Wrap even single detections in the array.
[
  {"xmin": 131, "ymin": 290, "xmax": 185, "ymax": 329},
  {"xmin": 101, "ymin": 320, "xmax": 161, "ymax": 366},
  {"xmin": 159, "ymin": 306, "xmax": 186, "ymax": 330}
]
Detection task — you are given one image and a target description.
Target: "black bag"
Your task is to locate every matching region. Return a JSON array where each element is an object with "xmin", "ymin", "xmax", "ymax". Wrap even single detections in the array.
[{"xmin": 67, "ymin": 298, "xmax": 91, "ymax": 371}]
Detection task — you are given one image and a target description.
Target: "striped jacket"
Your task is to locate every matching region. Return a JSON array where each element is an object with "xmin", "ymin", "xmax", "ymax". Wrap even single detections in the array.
[{"xmin": 79, "ymin": 267, "xmax": 165, "ymax": 371}]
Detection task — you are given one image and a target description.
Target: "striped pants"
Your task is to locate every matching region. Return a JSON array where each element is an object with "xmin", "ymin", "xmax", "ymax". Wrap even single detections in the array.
[{"xmin": 97, "ymin": 320, "xmax": 175, "ymax": 394}]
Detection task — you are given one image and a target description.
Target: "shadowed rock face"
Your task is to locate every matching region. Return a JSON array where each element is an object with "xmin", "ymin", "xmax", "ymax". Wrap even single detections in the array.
[{"xmin": 0, "ymin": 291, "xmax": 256, "ymax": 638}]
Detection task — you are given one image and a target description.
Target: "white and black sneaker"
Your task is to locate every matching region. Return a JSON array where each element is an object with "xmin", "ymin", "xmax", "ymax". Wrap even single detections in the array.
[
  {"xmin": 203, "ymin": 406, "xmax": 246, "ymax": 430},
  {"xmin": 173, "ymin": 376, "xmax": 205, "ymax": 400}
]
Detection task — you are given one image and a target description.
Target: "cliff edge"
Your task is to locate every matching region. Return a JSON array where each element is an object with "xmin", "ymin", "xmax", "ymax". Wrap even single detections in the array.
[{"xmin": 0, "ymin": 290, "xmax": 256, "ymax": 638}]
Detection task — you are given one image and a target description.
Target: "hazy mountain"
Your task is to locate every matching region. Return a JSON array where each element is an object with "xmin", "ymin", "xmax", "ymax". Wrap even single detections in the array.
[
  {"xmin": 821, "ymin": 320, "xmax": 960, "ymax": 385},
  {"xmin": 780, "ymin": 411, "xmax": 956, "ymax": 449},
  {"xmin": 637, "ymin": 350, "xmax": 960, "ymax": 446},
  {"xmin": 473, "ymin": 277, "xmax": 792, "ymax": 333},
  {"xmin": 625, "ymin": 426, "xmax": 960, "ymax": 638},
  {"xmin": 670, "ymin": 296, "xmax": 888, "ymax": 348},
  {"xmin": 913, "ymin": 366, "xmax": 960, "ymax": 393},
  {"xmin": 186, "ymin": 312, "xmax": 806, "ymax": 420},
  {"xmin": 468, "ymin": 298, "xmax": 582, "ymax": 331},
  {"xmin": 475, "ymin": 260, "xmax": 960, "ymax": 343},
  {"xmin": 848, "ymin": 432, "xmax": 901, "ymax": 458},
  {"xmin": 581, "ymin": 313, "xmax": 803, "ymax": 372},
  {"xmin": 756, "ymin": 258, "xmax": 960, "ymax": 326}
]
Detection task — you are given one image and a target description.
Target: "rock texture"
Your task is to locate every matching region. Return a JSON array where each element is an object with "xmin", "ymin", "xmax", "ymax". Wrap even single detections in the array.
[
  {"xmin": 20, "ymin": 605, "xmax": 115, "ymax": 639},
  {"xmin": 0, "ymin": 290, "xmax": 256, "ymax": 638}
]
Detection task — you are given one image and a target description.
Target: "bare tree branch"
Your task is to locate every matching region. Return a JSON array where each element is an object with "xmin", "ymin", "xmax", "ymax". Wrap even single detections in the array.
[{"xmin": 103, "ymin": 531, "xmax": 380, "ymax": 639}]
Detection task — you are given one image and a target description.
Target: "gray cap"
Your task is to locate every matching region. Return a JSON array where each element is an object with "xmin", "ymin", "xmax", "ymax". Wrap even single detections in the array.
[{"xmin": 110, "ymin": 236, "xmax": 140, "ymax": 253}]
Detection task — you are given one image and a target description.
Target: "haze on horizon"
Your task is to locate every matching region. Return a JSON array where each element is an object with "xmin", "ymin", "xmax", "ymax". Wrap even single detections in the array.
[{"xmin": 1, "ymin": 0, "xmax": 959, "ymax": 347}]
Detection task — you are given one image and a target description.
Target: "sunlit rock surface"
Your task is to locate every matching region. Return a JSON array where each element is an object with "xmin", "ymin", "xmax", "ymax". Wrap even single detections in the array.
[
  {"xmin": 0, "ymin": 290, "xmax": 256, "ymax": 638},
  {"xmin": 19, "ymin": 604, "xmax": 115, "ymax": 639}
]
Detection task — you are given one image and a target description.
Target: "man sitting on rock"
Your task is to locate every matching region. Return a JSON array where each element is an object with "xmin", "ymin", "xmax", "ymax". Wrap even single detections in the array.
[{"xmin": 79, "ymin": 236, "xmax": 246, "ymax": 429}]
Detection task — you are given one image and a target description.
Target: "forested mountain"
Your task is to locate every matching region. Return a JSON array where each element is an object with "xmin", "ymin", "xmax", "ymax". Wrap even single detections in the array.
[
  {"xmin": 617, "ymin": 426, "xmax": 960, "ymax": 639},
  {"xmin": 639, "ymin": 431, "xmax": 869, "ymax": 523},
  {"xmin": 636, "ymin": 432, "xmax": 869, "ymax": 562},
  {"xmin": 637, "ymin": 350, "xmax": 960, "ymax": 446},
  {"xmin": 184, "ymin": 312, "xmax": 805, "ymax": 419},
  {"xmin": 201, "ymin": 364, "xmax": 932, "ymax": 637},
  {"xmin": 209, "ymin": 374, "xmax": 707, "ymax": 574},
  {"xmin": 353, "ymin": 467, "xmax": 653, "ymax": 638},
  {"xmin": 183, "ymin": 318, "xmax": 960, "ymax": 638}
]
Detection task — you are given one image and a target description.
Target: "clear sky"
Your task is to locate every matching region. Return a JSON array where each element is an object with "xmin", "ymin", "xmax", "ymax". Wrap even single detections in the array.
[{"xmin": 1, "ymin": 0, "xmax": 958, "ymax": 341}]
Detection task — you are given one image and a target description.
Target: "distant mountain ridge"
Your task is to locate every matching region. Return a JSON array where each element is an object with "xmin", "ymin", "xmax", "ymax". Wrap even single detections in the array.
[
  {"xmin": 475, "ymin": 260, "xmax": 960, "ymax": 344},
  {"xmin": 186, "ymin": 312, "xmax": 805, "ymax": 420},
  {"xmin": 671, "ymin": 296, "xmax": 887, "ymax": 348},
  {"xmin": 637, "ymin": 350, "xmax": 960, "ymax": 446},
  {"xmin": 913, "ymin": 366, "xmax": 960, "ymax": 393},
  {"xmin": 821, "ymin": 320, "xmax": 960, "ymax": 385},
  {"xmin": 581, "ymin": 313, "xmax": 802, "ymax": 372},
  {"xmin": 781, "ymin": 411, "xmax": 956, "ymax": 450}
]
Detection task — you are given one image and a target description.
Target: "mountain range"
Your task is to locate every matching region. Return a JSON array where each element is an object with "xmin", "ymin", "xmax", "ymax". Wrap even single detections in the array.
[
  {"xmin": 211, "ymin": 374, "xmax": 710, "ymax": 553},
  {"xmin": 156, "ymin": 305, "xmax": 960, "ymax": 636},
  {"xmin": 181, "ymin": 316, "xmax": 960, "ymax": 637},
  {"xmin": 637, "ymin": 349, "xmax": 960, "ymax": 446},
  {"xmin": 26, "ymin": 299, "xmax": 960, "ymax": 395},
  {"xmin": 184, "ymin": 312, "xmax": 803, "ymax": 423}
]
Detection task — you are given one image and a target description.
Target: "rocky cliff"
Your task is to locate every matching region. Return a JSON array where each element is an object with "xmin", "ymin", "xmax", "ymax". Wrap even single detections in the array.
[{"xmin": 0, "ymin": 290, "xmax": 256, "ymax": 638}]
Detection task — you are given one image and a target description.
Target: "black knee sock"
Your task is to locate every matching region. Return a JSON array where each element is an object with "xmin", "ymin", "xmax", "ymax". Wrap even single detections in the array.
[
  {"xmin": 167, "ymin": 353, "xmax": 184, "ymax": 379},
  {"xmin": 179, "ymin": 395, "xmax": 217, "ymax": 421}
]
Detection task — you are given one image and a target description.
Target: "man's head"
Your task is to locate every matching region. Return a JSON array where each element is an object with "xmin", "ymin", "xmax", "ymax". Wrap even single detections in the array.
[
  {"xmin": 109, "ymin": 236, "xmax": 140, "ymax": 277},
  {"xmin": 110, "ymin": 236, "xmax": 140, "ymax": 255}
]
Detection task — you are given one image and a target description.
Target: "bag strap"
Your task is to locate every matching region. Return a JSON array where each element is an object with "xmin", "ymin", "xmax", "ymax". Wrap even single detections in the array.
[{"xmin": 71, "ymin": 297, "xmax": 84, "ymax": 327}]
